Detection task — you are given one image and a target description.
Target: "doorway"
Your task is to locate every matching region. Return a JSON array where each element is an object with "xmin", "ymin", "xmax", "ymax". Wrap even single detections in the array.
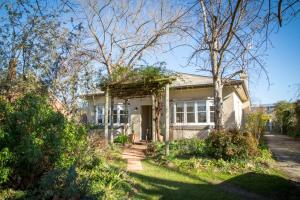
[{"xmin": 141, "ymin": 105, "xmax": 152, "ymax": 141}]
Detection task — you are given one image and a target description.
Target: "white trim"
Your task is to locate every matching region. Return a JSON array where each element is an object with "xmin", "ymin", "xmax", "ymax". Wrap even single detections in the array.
[
  {"xmin": 172, "ymin": 100, "xmax": 215, "ymax": 126},
  {"xmin": 95, "ymin": 104, "xmax": 130, "ymax": 126}
]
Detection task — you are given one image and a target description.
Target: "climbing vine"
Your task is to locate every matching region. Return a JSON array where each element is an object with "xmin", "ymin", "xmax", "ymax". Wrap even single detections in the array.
[{"xmin": 101, "ymin": 65, "xmax": 174, "ymax": 141}]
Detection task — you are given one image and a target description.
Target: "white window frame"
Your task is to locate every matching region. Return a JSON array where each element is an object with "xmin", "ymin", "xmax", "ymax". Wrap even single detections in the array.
[
  {"xmin": 95, "ymin": 104, "xmax": 130, "ymax": 126},
  {"xmin": 172, "ymin": 100, "xmax": 215, "ymax": 126}
]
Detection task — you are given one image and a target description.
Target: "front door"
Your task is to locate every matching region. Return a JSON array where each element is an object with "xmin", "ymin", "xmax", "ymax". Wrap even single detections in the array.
[{"xmin": 141, "ymin": 105, "xmax": 152, "ymax": 141}]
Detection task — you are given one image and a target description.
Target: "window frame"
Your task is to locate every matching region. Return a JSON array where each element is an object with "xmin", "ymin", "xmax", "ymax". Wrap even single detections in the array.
[
  {"xmin": 95, "ymin": 104, "xmax": 130, "ymax": 126},
  {"xmin": 172, "ymin": 100, "xmax": 215, "ymax": 126}
]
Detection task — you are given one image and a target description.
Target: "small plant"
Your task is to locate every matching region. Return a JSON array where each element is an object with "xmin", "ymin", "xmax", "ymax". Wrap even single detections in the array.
[{"xmin": 114, "ymin": 133, "xmax": 129, "ymax": 146}]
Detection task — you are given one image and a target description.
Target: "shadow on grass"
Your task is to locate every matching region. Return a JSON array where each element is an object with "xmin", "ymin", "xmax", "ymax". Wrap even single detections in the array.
[
  {"xmin": 222, "ymin": 172, "xmax": 300, "ymax": 200},
  {"xmin": 130, "ymin": 172, "xmax": 233, "ymax": 200},
  {"xmin": 129, "ymin": 161, "xmax": 300, "ymax": 200}
]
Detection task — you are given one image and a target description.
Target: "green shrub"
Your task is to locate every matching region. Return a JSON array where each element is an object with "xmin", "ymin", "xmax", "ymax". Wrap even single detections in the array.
[
  {"xmin": 170, "ymin": 139, "xmax": 206, "ymax": 157},
  {"xmin": 147, "ymin": 139, "xmax": 206, "ymax": 159},
  {"xmin": 38, "ymin": 150, "xmax": 131, "ymax": 200},
  {"xmin": 205, "ymin": 129, "xmax": 258, "ymax": 161},
  {"xmin": 294, "ymin": 100, "xmax": 300, "ymax": 135},
  {"xmin": 0, "ymin": 147, "xmax": 12, "ymax": 185},
  {"xmin": 0, "ymin": 93, "xmax": 133, "ymax": 199},
  {"xmin": 245, "ymin": 111, "xmax": 270, "ymax": 141},
  {"xmin": 114, "ymin": 134, "xmax": 129, "ymax": 146},
  {"xmin": 274, "ymin": 101, "xmax": 294, "ymax": 134},
  {"xmin": 0, "ymin": 93, "xmax": 87, "ymax": 188}
]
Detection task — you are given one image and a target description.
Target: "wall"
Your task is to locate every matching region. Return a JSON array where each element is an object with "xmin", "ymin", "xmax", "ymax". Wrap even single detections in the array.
[{"xmin": 84, "ymin": 86, "xmax": 244, "ymax": 141}]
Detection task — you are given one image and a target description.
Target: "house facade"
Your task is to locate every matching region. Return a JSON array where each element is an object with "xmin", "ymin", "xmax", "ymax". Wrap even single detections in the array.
[{"xmin": 82, "ymin": 73, "xmax": 250, "ymax": 141}]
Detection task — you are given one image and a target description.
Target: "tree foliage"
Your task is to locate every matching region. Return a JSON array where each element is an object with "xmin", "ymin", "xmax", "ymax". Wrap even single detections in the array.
[
  {"xmin": 245, "ymin": 110, "xmax": 270, "ymax": 141},
  {"xmin": 0, "ymin": 93, "xmax": 132, "ymax": 199},
  {"xmin": 274, "ymin": 101, "xmax": 294, "ymax": 134},
  {"xmin": 0, "ymin": 93, "xmax": 86, "ymax": 188}
]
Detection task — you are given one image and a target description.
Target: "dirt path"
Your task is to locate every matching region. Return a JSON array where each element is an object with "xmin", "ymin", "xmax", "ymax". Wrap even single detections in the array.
[
  {"xmin": 265, "ymin": 134, "xmax": 300, "ymax": 183},
  {"xmin": 122, "ymin": 142, "xmax": 147, "ymax": 171}
]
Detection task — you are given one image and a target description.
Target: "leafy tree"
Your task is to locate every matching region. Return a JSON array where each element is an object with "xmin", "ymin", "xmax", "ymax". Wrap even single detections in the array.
[
  {"xmin": 245, "ymin": 111, "xmax": 270, "ymax": 141},
  {"xmin": 274, "ymin": 101, "xmax": 294, "ymax": 134}
]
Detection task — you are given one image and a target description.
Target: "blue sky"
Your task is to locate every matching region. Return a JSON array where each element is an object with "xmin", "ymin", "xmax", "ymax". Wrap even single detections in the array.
[
  {"xmin": 153, "ymin": 17, "xmax": 300, "ymax": 105},
  {"xmin": 250, "ymin": 17, "xmax": 300, "ymax": 104}
]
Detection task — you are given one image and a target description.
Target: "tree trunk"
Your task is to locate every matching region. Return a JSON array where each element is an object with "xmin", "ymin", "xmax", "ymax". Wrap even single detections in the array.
[
  {"xmin": 210, "ymin": 15, "xmax": 224, "ymax": 131},
  {"xmin": 110, "ymin": 97, "xmax": 114, "ymax": 143},
  {"xmin": 213, "ymin": 75, "xmax": 224, "ymax": 130},
  {"xmin": 7, "ymin": 58, "xmax": 17, "ymax": 82},
  {"xmin": 154, "ymin": 93, "xmax": 163, "ymax": 142}
]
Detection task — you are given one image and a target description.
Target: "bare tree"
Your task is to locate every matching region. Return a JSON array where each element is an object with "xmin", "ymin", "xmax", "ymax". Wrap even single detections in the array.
[
  {"xmin": 270, "ymin": 0, "xmax": 300, "ymax": 27},
  {"xmin": 184, "ymin": 0, "xmax": 268, "ymax": 130},
  {"xmin": 79, "ymin": 0, "xmax": 186, "ymax": 77}
]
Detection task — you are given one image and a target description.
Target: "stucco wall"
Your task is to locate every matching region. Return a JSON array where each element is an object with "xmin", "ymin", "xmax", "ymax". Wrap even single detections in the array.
[{"xmin": 84, "ymin": 86, "xmax": 246, "ymax": 141}]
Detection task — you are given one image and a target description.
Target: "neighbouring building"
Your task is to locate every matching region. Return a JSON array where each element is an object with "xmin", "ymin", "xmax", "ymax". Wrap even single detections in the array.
[{"xmin": 82, "ymin": 72, "xmax": 250, "ymax": 142}]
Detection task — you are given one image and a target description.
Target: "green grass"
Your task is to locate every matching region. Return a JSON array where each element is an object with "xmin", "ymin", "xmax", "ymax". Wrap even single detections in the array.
[
  {"xmin": 129, "ymin": 160, "xmax": 300, "ymax": 200},
  {"xmin": 226, "ymin": 172, "xmax": 300, "ymax": 200},
  {"xmin": 130, "ymin": 160, "xmax": 239, "ymax": 200}
]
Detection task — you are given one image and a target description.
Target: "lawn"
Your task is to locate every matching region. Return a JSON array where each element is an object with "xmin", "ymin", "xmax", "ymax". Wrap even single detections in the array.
[
  {"xmin": 130, "ymin": 160, "xmax": 239, "ymax": 200},
  {"xmin": 129, "ymin": 160, "xmax": 300, "ymax": 200}
]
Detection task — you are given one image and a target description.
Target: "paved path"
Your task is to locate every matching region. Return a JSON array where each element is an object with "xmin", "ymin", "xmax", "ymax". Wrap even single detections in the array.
[
  {"xmin": 122, "ymin": 143, "xmax": 147, "ymax": 171},
  {"xmin": 265, "ymin": 134, "xmax": 300, "ymax": 182}
]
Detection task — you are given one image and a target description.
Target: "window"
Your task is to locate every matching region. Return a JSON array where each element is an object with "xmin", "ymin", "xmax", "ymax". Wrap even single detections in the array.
[
  {"xmin": 172, "ymin": 100, "xmax": 214, "ymax": 124},
  {"xmin": 96, "ymin": 106, "xmax": 104, "ymax": 124},
  {"xmin": 186, "ymin": 102, "xmax": 195, "ymax": 123},
  {"xmin": 96, "ymin": 104, "xmax": 129, "ymax": 125},
  {"xmin": 197, "ymin": 101, "xmax": 206, "ymax": 123},
  {"xmin": 209, "ymin": 101, "xmax": 215, "ymax": 123},
  {"xmin": 175, "ymin": 103, "xmax": 184, "ymax": 123},
  {"xmin": 119, "ymin": 107, "xmax": 128, "ymax": 124},
  {"xmin": 112, "ymin": 107, "xmax": 118, "ymax": 124}
]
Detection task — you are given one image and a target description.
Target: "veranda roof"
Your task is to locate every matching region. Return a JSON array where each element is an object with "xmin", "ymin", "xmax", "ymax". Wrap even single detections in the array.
[{"xmin": 101, "ymin": 77, "xmax": 174, "ymax": 98}]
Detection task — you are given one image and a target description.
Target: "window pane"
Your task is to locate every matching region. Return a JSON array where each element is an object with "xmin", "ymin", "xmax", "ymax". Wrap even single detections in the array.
[
  {"xmin": 198, "ymin": 106, "xmax": 206, "ymax": 112},
  {"xmin": 97, "ymin": 106, "xmax": 103, "ymax": 124},
  {"xmin": 176, "ymin": 103, "xmax": 184, "ymax": 112},
  {"xmin": 198, "ymin": 101, "xmax": 206, "ymax": 112},
  {"xmin": 120, "ymin": 115, "xmax": 127, "ymax": 123},
  {"xmin": 187, "ymin": 113, "xmax": 195, "ymax": 123},
  {"xmin": 170, "ymin": 104, "xmax": 174, "ymax": 123},
  {"xmin": 176, "ymin": 113, "xmax": 184, "ymax": 123},
  {"xmin": 210, "ymin": 104, "xmax": 215, "ymax": 123},
  {"xmin": 186, "ymin": 103, "xmax": 194, "ymax": 112},
  {"xmin": 198, "ymin": 112, "xmax": 206, "ymax": 122},
  {"xmin": 113, "ymin": 115, "xmax": 118, "ymax": 123},
  {"xmin": 98, "ymin": 115, "xmax": 103, "ymax": 124},
  {"xmin": 113, "ymin": 109, "xmax": 117, "ymax": 123},
  {"xmin": 210, "ymin": 112, "xmax": 215, "ymax": 122}
]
